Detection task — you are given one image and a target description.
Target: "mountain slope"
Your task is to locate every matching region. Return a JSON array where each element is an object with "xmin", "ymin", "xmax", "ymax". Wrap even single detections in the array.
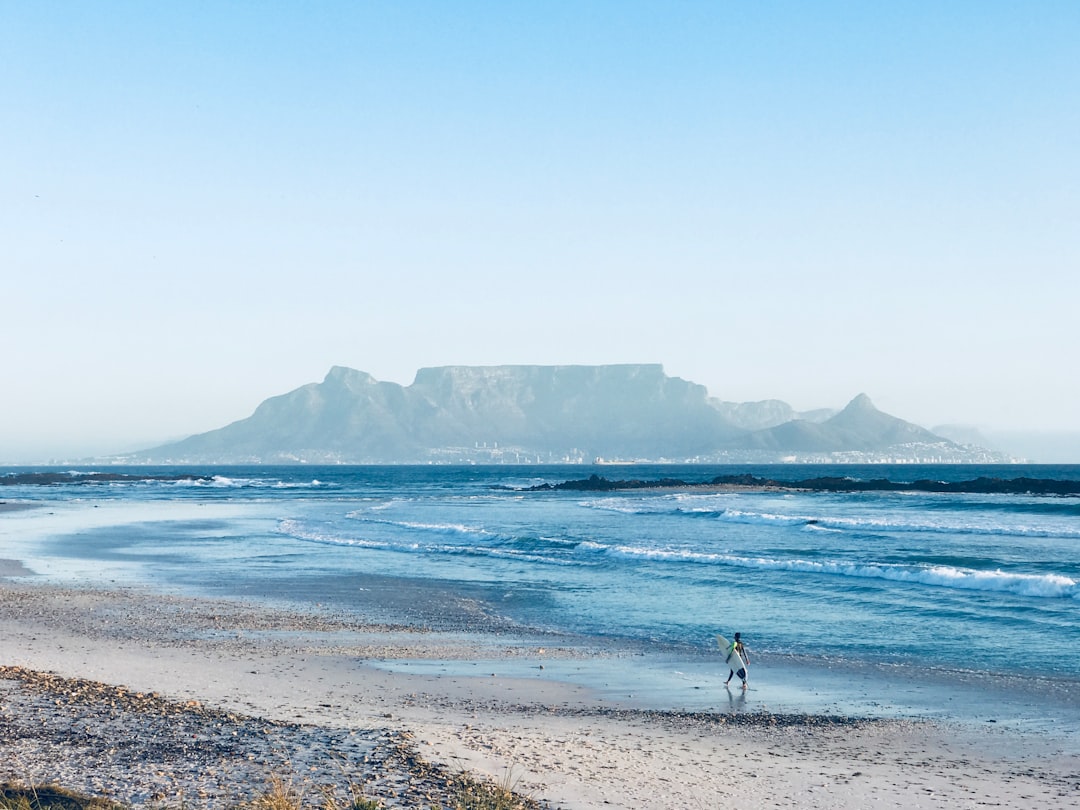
[
  {"xmin": 135, "ymin": 367, "xmax": 993, "ymax": 464},
  {"xmin": 741, "ymin": 393, "xmax": 949, "ymax": 452},
  {"xmin": 146, "ymin": 364, "xmax": 747, "ymax": 463}
]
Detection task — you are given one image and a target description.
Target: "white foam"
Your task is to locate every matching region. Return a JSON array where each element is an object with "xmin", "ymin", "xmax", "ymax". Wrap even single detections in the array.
[
  {"xmin": 584, "ymin": 497, "xmax": 1080, "ymax": 540},
  {"xmin": 598, "ymin": 544, "xmax": 1079, "ymax": 600},
  {"xmin": 345, "ymin": 513, "xmax": 494, "ymax": 538},
  {"xmin": 396, "ymin": 520, "xmax": 490, "ymax": 535},
  {"xmin": 275, "ymin": 518, "xmax": 389, "ymax": 549}
]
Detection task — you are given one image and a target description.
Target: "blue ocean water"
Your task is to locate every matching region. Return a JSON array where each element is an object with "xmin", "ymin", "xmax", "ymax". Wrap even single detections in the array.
[{"xmin": 3, "ymin": 463, "xmax": 1079, "ymax": 725}]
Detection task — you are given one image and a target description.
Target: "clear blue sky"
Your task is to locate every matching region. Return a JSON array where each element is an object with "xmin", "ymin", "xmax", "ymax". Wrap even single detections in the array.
[{"xmin": 3, "ymin": 2, "xmax": 1078, "ymax": 461}]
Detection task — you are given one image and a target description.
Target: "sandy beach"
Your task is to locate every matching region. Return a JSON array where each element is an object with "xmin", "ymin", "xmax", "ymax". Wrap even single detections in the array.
[{"xmin": 1, "ymin": 576, "xmax": 1077, "ymax": 809}]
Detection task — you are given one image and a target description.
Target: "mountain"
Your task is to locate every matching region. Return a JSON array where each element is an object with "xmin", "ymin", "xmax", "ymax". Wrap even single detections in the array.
[
  {"xmin": 709, "ymin": 399, "xmax": 835, "ymax": 430},
  {"xmin": 740, "ymin": 393, "xmax": 944, "ymax": 452},
  {"xmin": 131, "ymin": 365, "xmax": 1008, "ymax": 464}
]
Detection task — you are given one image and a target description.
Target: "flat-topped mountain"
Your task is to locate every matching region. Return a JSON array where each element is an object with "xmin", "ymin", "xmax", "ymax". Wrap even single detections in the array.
[{"xmin": 132, "ymin": 365, "xmax": 1005, "ymax": 464}]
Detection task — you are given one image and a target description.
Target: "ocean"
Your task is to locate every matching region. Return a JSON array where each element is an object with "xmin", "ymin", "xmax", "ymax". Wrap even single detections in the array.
[{"xmin": 3, "ymin": 463, "xmax": 1078, "ymax": 735}]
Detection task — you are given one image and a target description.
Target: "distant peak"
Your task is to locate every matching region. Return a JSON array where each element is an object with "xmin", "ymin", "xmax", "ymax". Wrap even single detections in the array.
[
  {"xmin": 844, "ymin": 393, "xmax": 876, "ymax": 411},
  {"xmin": 323, "ymin": 366, "xmax": 375, "ymax": 386}
]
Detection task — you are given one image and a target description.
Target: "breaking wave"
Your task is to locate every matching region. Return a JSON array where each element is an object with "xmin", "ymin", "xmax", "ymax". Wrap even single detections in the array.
[
  {"xmin": 581, "ymin": 497, "xmax": 1080, "ymax": 540},
  {"xmin": 276, "ymin": 518, "xmax": 392, "ymax": 549},
  {"xmin": 598, "ymin": 544, "xmax": 1079, "ymax": 599},
  {"xmin": 279, "ymin": 514, "xmax": 1078, "ymax": 601}
]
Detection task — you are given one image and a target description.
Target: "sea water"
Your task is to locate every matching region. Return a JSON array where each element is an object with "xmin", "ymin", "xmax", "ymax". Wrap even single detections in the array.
[{"xmin": 2, "ymin": 464, "xmax": 1078, "ymax": 732}]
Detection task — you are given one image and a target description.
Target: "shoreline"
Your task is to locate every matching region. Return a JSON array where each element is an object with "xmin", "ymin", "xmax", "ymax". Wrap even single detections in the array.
[
  {"xmin": 2, "ymin": 580, "xmax": 1077, "ymax": 808},
  {"xmin": 0, "ymin": 502, "xmax": 41, "ymax": 513},
  {"xmin": 0, "ymin": 558, "xmax": 34, "ymax": 577}
]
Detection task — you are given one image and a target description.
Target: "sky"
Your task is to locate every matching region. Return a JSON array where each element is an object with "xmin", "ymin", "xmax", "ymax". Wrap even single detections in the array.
[{"xmin": 3, "ymin": 2, "xmax": 1078, "ymax": 462}]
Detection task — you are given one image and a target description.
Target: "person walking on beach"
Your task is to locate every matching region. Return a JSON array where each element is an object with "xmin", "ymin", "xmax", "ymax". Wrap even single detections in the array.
[{"xmin": 724, "ymin": 632, "xmax": 749, "ymax": 689}]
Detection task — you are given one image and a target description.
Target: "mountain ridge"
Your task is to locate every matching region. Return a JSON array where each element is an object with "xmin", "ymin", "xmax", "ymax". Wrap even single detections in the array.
[{"xmin": 131, "ymin": 365, "xmax": 1010, "ymax": 464}]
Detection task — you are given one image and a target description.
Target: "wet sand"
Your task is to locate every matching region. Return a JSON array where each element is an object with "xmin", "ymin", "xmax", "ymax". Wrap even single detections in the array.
[
  {"xmin": 1, "ymin": 580, "xmax": 1077, "ymax": 809},
  {"xmin": 0, "ymin": 558, "xmax": 34, "ymax": 577}
]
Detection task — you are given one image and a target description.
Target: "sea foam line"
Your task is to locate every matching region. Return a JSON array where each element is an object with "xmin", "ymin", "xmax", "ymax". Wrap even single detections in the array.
[
  {"xmin": 597, "ymin": 544, "xmax": 1079, "ymax": 600},
  {"xmin": 583, "ymin": 498, "xmax": 1080, "ymax": 539},
  {"xmin": 162, "ymin": 475, "xmax": 329, "ymax": 489},
  {"xmin": 717, "ymin": 506, "xmax": 1080, "ymax": 539},
  {"xmin": 345, "ymin": 512, "xmax": 494, "ymax": 537},
  {"xmin": 275, "ymin": 518, "xmax": 392, "ymax": 549}
]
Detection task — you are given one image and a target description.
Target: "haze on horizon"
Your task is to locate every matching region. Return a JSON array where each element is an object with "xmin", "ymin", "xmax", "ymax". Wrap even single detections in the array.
[{"xmin": 3, "ymin": 2, "xmax": 1078, "ymax": 463}]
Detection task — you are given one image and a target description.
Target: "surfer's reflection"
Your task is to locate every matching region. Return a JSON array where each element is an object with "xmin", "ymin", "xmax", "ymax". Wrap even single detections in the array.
[{"xmin": 725, "ymin": 683, "xmax": 747, "ymax": 712}]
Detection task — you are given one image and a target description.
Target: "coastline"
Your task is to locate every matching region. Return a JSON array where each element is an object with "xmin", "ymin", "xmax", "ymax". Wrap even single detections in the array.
[
  {"xmin": 2, "ymin": 579, "xmax": 1076, "ymax": 809},
  {"xmin": 0, "ymin": 558, "xmax": 33, "ymax": 577}
]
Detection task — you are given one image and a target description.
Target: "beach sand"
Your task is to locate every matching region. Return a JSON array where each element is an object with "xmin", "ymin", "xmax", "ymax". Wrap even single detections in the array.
[{"xmin": 1, "ymin": 578, "xmax": 1077, "ymax": 809}]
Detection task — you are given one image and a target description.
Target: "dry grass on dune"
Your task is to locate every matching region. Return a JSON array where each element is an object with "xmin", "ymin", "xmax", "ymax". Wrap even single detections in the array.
[{"xmin": 1, "ymin": 783, "xmax": 124, "ymax": 810}]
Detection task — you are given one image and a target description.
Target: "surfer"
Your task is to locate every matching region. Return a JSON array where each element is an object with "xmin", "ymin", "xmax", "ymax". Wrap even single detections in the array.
[{"xmin": 723, "ymin": 632, "xmax": 750, "ymax": 689}]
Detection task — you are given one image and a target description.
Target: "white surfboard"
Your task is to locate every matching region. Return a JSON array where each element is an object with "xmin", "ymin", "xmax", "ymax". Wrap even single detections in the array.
[{"xmin": 716, "ymin": 634, "xmax": 748, "ymax": 677}]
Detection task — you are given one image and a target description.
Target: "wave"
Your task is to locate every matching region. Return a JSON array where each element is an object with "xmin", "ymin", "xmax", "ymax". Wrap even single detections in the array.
[
  {"xmin": 579, "ymin": 497, "xmax": 678, "ymax": 515},
  {"xmin": 275, "ymin": 518, "xmax": 392, "ymax": 549},
  {"xmin": 343, "ymin": 513, "xmax": 587, "ymax": 553},
  {"xmin": 581, "ymin": 497, "xmax": 1080, "ymax": 540},
  {"xmin": 189, "ymin": 475, "xmax": 330, "ymax": 489},
  {"xmin": 279, "ymin": 516, "xmax": 591, "ymax": 568},
  {"xmin": 345, "ymin": 512, "xmax": 496, "ymax": 538},
  {"xmin": 596, "ymin": 544, "xmax": 1079, "ymax": 600},
  {"xmin": 0, "ymin": 470, "xmax": 336, "ymax": 491},
  {"xmin": 0, "ymin": 471, "xmax": 214, "ymax": 486},
  {"xmin": 728, "ymin": 509, "xmax": 1080, "ymax": 540},
  {"xmin": 277, "ymin": 507, "xmax": 1079, "ymax": 601}
]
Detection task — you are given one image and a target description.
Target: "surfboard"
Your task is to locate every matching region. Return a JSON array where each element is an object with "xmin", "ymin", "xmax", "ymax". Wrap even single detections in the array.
[{"xmin": 716, "ymin": 634, "xmax": 748, "ymax": 678}]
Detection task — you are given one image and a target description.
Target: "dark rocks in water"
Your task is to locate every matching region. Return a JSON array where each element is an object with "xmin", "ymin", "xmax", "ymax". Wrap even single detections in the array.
[
  {"xmin": 0, "ymin": 472, "xmax": 212, "ymax": 486},
  {"xmin": 521, "ymin": 474, "xmax": 694, "ymax": 492},
  {"xmin": 521, "ymin": 474, "xmax": 1080, "ymax": 496}
]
